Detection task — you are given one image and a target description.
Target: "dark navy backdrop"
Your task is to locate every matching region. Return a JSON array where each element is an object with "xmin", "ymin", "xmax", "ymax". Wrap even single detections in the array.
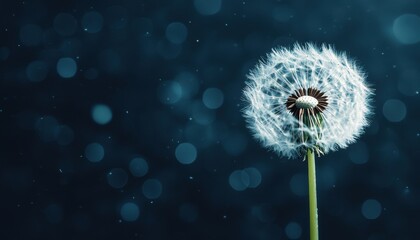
[{"xmin": 1, "ymin": 0, "xmax": 420, "ymax": 239}]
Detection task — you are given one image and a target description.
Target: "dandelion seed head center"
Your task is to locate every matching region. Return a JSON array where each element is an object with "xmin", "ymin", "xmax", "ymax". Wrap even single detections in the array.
[{"xmin": 295, "ymin": 96, "xmax": 318, "ymax": 109}]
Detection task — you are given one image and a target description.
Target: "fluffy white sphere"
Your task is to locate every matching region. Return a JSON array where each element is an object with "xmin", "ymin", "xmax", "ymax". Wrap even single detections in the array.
[{"xmin": 243, "ymin": 43, "xmax": 373, "ymax": 158}]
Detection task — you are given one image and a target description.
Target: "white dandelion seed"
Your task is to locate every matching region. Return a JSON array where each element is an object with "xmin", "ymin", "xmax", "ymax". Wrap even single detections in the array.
[{"xmin": 243, "ymin": 43, "xmax": 373, "ymax": 159}]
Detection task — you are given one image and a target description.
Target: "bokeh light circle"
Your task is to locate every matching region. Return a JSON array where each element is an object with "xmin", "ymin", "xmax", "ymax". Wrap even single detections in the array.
[
  {"xmin": 35, "ymin": 116, "xmax": 59, "ymax": 142},
  {"xmin": 26, "ymin": 60, "xmax": 48, "ymax": 82},
  {"xmin": 129, "ymin": 157, "xmax": 149, "ymax": 177},
  {"xmin": 175, "ymin": 143, "xmax": 197, "ymax": 164},
  {"xmin": 142, "ymin": 179, "xmax": 163, "ymax": 199},
  {"xmin": 243, "ymin": 167, "xmax": 262, "ymax": 188},
  {"xmin": 57, "ymin": 57, "xmax": 77, "ymax": 78},
  {"xmin": 202, "ymin": 88, "xmax": 224, "ymax": 109},
  {"xmin": 107, "ymin": 168, "xmax": 128, "ymax": 189},
  {"xmin": 361, "ymin": 199, "xmax": 382, "ymax": 220},
  {"xmin": 85, "ymin": 142, "xmax": 105, "ymax": 162},
  {"xmin": 382, "ymin": 99, "xmax": 406, "ymax": 122},
  {"xmin": 157, "ymin": 81, "xmax": 183, "ymax": 105},
  {"xmin": 192, "ymin": 101, "xmax": 216, "ymax": 125},
  {"xmin": 229, "ymin": 170, "xmax": 250, "ymax": 191},
  {"xmin": 55, "ymin": 125, "xmax": 74, "ymax": 146},
  {"xmin": 120, "ymin": 202, "xmax": 140, "ymax": 222},
  {"xmin": 194, "ymin": 0, "xmax": 222, "ymax": 15},
  {"xmin": 165, "ymin": 22, "xmax": 188, "ymax": 44},
  {"xmin": 393, "ymin": 14, "xmax": 420, "ymax": 44},
  {"xmin": 91, "ymin": 104, "xmax": 113, "ymax": 125}
]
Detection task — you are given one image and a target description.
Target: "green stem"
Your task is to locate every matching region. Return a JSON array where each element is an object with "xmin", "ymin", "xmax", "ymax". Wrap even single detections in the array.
[{"xmin": 307, "ymin": 149, "xmax": 319, "ymax": 240}]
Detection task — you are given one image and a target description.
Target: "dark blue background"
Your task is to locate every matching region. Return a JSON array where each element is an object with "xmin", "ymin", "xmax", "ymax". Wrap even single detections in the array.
[{"xmin": 1, "ymin": 0, "xmax": 420, "ymax": 239}]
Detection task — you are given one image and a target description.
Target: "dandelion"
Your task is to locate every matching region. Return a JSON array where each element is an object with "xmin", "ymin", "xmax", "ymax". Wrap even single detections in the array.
[{"xmin": 243, "ymin": 43, "xmax": 373, "ymax": 240}]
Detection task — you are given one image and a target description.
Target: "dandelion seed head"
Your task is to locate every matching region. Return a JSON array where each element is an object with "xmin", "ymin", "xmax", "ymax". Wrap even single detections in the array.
[{"xmin": 243, "ymin": 43, "xmax": 373, "ymax": 158}]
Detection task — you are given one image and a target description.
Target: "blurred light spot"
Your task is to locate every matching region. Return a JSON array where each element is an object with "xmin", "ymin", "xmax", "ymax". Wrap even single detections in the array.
[
  {"xmin": 99, "ymin": 49, "xmax": 122, "ymax": 74},
  {"xmin": 348, "ymin": 141, "xmax": 369, "ymax": 164},
  {"xmin": 194, "ymin": 0, "xmax": 222, "ymax": 15},
  {"xmin": 35, "ymin": 116, "xmax": 59, "ymax": 142},
  {"xmin": 192, "ymin": 101, "xmax": 215, "ymax": 125},
  {"xmin": 179, "ymin": 203, "xmax": 198, "ymax": 222},
  {"xmin": 361, "ymin": 199, "xmax": 382, "ymax": 220},
  {"xmin": 222, "ymin": 132, "xmax": 247, "ymax": 156},
  {"xmin": 175, "ymin": 142, "xmax": 197, "ymax": 164},
  {"xmin": 55, "ymin": 125, "xmax": 74, "ymax": 146},
  {"xmin": 142, "ymin": 179, "xmax": 163, "ymax": 199},
  {"xmin": 120, "ymin": 202, "xmax": 140, "ymax": 222},
  {"xmin": 84, "ymin": 68, "xmax": 98, "ymax": 80},
  {"xmin": 91, "ymin": 104, "xmax": 113, "ymax": 125},
  {"xmin": 165, "ymin": 22, "xmax": 188, "ymax": 44},
  {"xmin": 26, "ymin": 60, "xmax": 48, "ymax": 82},
  {"xmin": 53, "ymin": 13, "xmax": 78, "ymax": 36},
  {"xmin": 289, "ymin": 173, "xmax": 307, "ymax": 196},
  {"xmin": 106, "ymin": 6, "xmax": 128, "ymax": 29},
  {"xmin": 176, "ymin": 72, "xmax": 199, "ymax": 99},
  {"xmin": 202, "ymin": 88, "xmax": 224, "ymax": 109},
  {"xmin": 157, "ymin": 81, "xmax": 183, "ymax": 105},
  {"xmin": 57, "ymin": 57, "xmax": 77, "ymax": 78},
  {"xmin": 20, "ymin": 24, "xmax": 43, "ymax": 46},
  {"xmin": 285, "ymin": 222, "xmax": 302, "ymax": 239},
  {"xmin": 398, "ymin": 70, "xmax": 420, "ymax": 96},
  {"xmin": 85, "ymin": 142, "xmax": 104, "ymax": 162},
  {"xmin": 382, "ymin": 99, "xmax": 406, "ymax": 122},
  {"xmin": 82, "ymin": 11, "xmax": 104, "ymax": 33},
  {"xmin": 229, "ymin": 170, "xmax": 250, "ymax": 191},
  {"xmin": 129, "ymin": 157, "xmax": 149, "ymax": 177},
  {"xmin": 0, "ymin": 46, "xmax": 10, "ymax": 61},
  {"xmin": 393, "ymin": 14, "xmax": 420, "ymax": 44},
  {"xmin": 44, "ymin": 204, "xmax": 63, "ymax": 224},
  {"xmin": 243, "ymin": 167, "xmax": 262, "ymax": 188},
  {"xmin": 107, "ymin": 168, "xmax": 128, "ymax": 189}
]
